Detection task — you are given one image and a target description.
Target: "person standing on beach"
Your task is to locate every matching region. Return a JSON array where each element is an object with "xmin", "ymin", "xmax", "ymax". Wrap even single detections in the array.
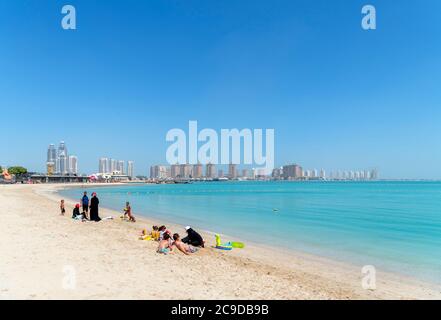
[
  {"xmin": 89, "ymin": 192, "xmax": 101, "ymax": 222},
  {"xmin": 60, "ymin": 200, "xmax": 66, "ymax": 216},
  {"xmin": 81, "ymin": 192, "xmax": 89, "ymax": 219},
  {"xmin": 123, "ymin": 202, "xmax": 136, "ymax": 222}
]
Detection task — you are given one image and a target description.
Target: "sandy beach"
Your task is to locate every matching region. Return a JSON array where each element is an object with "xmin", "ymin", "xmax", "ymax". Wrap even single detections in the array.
[{"xmin": 0, "ymin": 183, "xmax": 440, "ymax": 300}]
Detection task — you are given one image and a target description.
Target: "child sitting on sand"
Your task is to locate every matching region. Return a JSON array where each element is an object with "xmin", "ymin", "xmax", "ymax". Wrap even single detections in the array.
[
  {"xmin": 139, "ymin": 226, "xmax": 161, "ymax": 241},
  {"xmin": 157, "ymin": 233, "xmax": 173, "ymax": 254},
  {"xmin": 173, "ymin": 233, "xmax": 198, "ymax": 255},
  {"xmin": 60, "ymin": 200, "xmax": 66, "ymax": 216}
]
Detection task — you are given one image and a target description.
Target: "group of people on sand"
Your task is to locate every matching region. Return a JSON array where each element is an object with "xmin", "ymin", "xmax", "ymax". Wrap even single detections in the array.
[
  {"xmin": 59, "ymin": 191, "xmax": 205, "ymax": 256},
  {"xmin": 59, "ymin": 190, "xmax": 135, "ymax": 224},
  {"xmin": 147, "ymin": 225, "xmax": 205, "ymax": 255},
  {"xmin": 60, "ymin": 191, "xmax": 102, "ymax": 222}
]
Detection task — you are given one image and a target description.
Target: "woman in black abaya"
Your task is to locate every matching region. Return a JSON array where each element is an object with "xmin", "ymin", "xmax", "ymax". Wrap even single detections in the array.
[{"xmin": 89, "ymin": 192, "xmax": 101, "ymax": 222}]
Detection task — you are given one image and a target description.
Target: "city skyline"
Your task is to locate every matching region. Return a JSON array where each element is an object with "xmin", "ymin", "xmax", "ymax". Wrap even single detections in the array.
[
  {"xmin": 41, "ymin": 139, "xmax": 384, "ymax": 182},
  {"xmin": 98, "ymin": 157, "xmax": 134, "ymax": 179},
  {"xmin": 41, "ymin": 139, "xmax": 381, "ymax": 179},
  {"xmin": 2, "ymin": 1, "xmax": 441, "ymax": 179},
  {"xmin": 46, "ymin": 141, "xmax": 78, "ymax": 176},
  {"xmin": 149, "ymin": 162, "xmax": 379, "ymax": 181}
]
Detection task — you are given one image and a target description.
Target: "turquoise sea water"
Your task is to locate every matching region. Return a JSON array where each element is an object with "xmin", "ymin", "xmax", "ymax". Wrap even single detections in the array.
[{"xmin": 60, "ymin": 181, "xmax": 441, "ymax": 284}]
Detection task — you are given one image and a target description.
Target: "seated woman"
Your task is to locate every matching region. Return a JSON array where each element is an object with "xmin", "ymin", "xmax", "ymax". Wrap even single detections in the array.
[
  {"xmin": 182, "ymin": 226, "xmax": 205, "ymax": 248},
  {"xmin": 173, "ymin": 233, "xmax": 198, "ymax": 255},
  {"xmin": 157, "ymin": 233, "xmax": 173, "ymax": 255},
  {"xmin": 72, "ymin": 204, "xmax": 85, "ymax": 221}
]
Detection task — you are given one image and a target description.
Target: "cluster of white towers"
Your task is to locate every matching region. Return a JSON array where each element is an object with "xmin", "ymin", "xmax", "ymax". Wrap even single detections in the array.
[{"xmin": 47, "ymin": 142, "xmax": 78, "ymax": 175}]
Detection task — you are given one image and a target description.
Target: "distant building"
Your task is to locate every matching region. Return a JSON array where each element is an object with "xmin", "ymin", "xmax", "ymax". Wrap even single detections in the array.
[
  {"xmin": 272, "ymin": 167, "xmax": 282, "ymax": 179},
  {"xmin": 370, "ymin": 169, "xmax": 378, "ymax": 180},
  {"xmin": 185, "ymin": 164, "xmax": 193, "ymax": 178},
  {"xmin": 127, "ymin": 161, "xmax": 134, "ymax": 179},
  {"xmin": 193, "ymin": 163, "xmax": 203, "ymax": 178},
  {"xmin": 46, "ymin": 162, "xmax": 55, "ymax": 176},
  {"xmin": 242, "ymin": 169, "xmax": 249, "ymax": 178},
  {"xmin": 150, "ymin": 165, "xmax": 168, "ymax": 179},
  {"xmin": 106, "ymin": 158, "xmax": 111, "ymax": 172},
  {"xmin": 58, "ymin": 153, "xmax": 67, "ymax": 175},
  {"xmin": 68, "ymin": 156, "xmax": 78, "ymax": 175},
  {"xmin": 282, "ymin": 164, "xmax": 303, "ymax": 180},
  {"xmin": 171, "ymin": 164, "xmax": 180, "ymax": 178},
  {"xmin": 47, "ymin": 144, "xmax": 56, "ymax": 164},
  {"xmin": 99, "ymin": 158, "xmax": 108, "ymax": 173},
  {"xmin": 57, "ymin": 141, "xmax": 68, "ymax": 174},
  {"xmin": 179, "ymin": 164, "xmax": 193, "ymax": 179},
  {"xmin": 109, "ymin": 159, "xmax": 117, "ymax": 173},
  {"xmin": 228, "ymin": 164, "xmax": 237, "ymax": 179},
  {"xmin": 206, "ymin": 163, "xmax": 216, "ymax": 178},
  {"xmin": 320, "ymin": 169, "xmax": 326, "ymax": 179},
  {"xmin": 117, "ymin": 160, "xmax": 125, "ymax": 174},
  {"xmin": 364, "ymin": 170, "xmax": 370, "ymax": 180},
  {"xmin": 47, "ymin": 144, "xmax": 57, "ymax": 173},
  {"xmin": 218, "ymin": 169, "xmax": 224, "ymax": 178},
  {"xmin": 255, "ymin": 168, "xmax": 267, "ymax": 178}
]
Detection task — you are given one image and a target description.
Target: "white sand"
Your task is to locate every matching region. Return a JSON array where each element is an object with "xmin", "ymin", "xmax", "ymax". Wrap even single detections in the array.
[{"xmin": 0, "ymin": 183, "xmax": 440, "ymax": 300}]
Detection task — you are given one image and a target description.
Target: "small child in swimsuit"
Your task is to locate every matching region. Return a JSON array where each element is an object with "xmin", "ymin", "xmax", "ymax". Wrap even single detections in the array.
[
  {"xmin": 60, "ymin": 200, "xmax": 66, "ymax": 216},
  {"xmin": 123, "ymin": 202, "xmax": 136, "ymax": 222}
]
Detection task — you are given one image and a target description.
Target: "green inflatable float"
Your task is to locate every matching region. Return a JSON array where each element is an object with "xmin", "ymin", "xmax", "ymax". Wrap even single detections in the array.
[{"xmin": 215, "ymin": 234, "xmax": 245, "ymax": 250}]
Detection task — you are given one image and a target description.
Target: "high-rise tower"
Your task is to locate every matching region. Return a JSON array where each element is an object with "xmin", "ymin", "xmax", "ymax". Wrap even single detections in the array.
[
  {"xmin": 127, "ymin": 161, "xmax": 134, "ymax": 179},
  {"xmin": 57, "ymin": 141, "xmax": 68, "ymax": 174}
]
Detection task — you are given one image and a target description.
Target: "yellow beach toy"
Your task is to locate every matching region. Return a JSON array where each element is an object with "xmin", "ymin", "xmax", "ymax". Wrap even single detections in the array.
[
  {"xmin": 215, "ymin": 234, "xmax": 232, "ymax": 250},
  {"xmin": 231, "ymin": 241, "xmax": 245, "ymax": 248},
  {"xmin": 215, "ymin": 234, "xmax": 245, "ymax": 250},
  {"xmin": 139, "ymin": 229, "xmax": 153, "ymax": 241}
]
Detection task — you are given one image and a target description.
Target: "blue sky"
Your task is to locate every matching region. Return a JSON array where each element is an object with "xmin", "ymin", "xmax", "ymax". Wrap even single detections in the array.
[{"xmin": 1, "ymin": 0, "xmax": 440, "ymax": 178}]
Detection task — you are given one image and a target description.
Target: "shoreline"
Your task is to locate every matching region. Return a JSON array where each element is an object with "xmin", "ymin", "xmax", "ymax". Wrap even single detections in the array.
[
  {"xmin": 55, "ymin": 183, "xmax": 441, "ymax": 289},
  {"xmin": 1, "ymin": 183, "xmax": 441, "ymax": 299},
  {"xmin": 57, "ymin": 182, "xmax": 441, "ymax": 286}
]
